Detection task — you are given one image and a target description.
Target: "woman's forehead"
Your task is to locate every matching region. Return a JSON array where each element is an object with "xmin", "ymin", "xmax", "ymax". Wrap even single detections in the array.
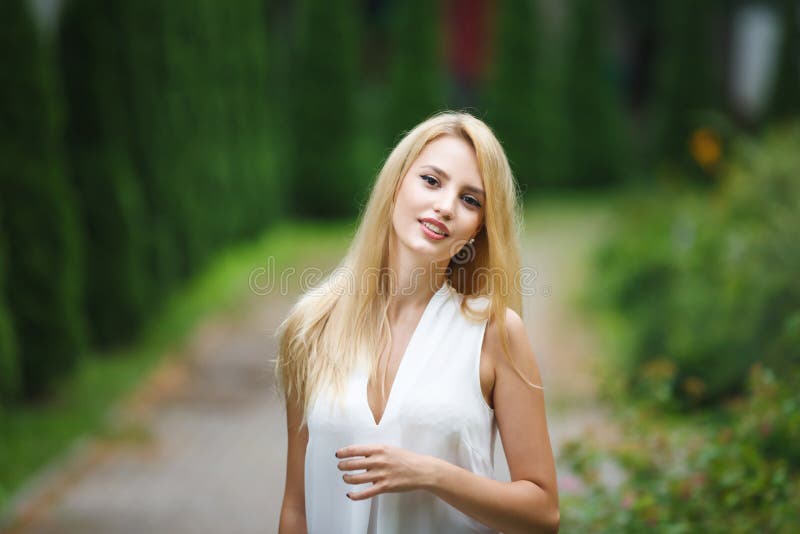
[{"xmin": 413, "ymin": 136, "xmax": 484, "ymax": 188}]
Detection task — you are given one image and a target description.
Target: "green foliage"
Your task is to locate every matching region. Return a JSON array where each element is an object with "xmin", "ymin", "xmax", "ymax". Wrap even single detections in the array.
[
  {"xmin": 383, "ymin": 0, "xmax": 446, "ymax": 146},
  {"xmin": 288, "ymin": 0, "xmax": 362, "ymax": 218},
  {"xmin": 55, "ymin": 0, "xmax": 279, "ymax": 348},
  {"xmin": 58, "ymin": 0, "xmax": 151, "ymax": 346},
  {"xmin": 484, "ymin": 0, "xmax": 568, "ymax": 193},
  {"xmin": 106, "ymin": 0, "xmax": 181, "ymax": 293},
  {"xmin": 0, "ymin": 0, "xmax": 87, "ymax": 399},
  {"xmin": 766, "ymin": 0, "xmax": 800, "ymax": 120},
  {"xmin": 649, "ymin": 0, "xmax": 721, "ymax": 168},
  {"xmin": 561, "ymin": 0, "xmax": 629, "ymax": 187},
  {"xmin": 0, "ymin": 227, "xmax": 19, "ymax": 402},
  {"xmin": 593, "ymin": 124, "xmax": 800, "ymax": 408},
  {"xmin": 113, "ymin": 0, "xmax": 279, "ymax": 284},
  {"xmin": 560, "ymin": 365, "xmax": 800, "ymax": 533}
]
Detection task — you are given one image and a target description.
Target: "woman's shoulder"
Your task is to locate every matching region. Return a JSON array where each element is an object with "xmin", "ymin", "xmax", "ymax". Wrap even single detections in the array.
[{"xmin": 482, "ymin": 306, "xmax": 527, "ymax": 362}]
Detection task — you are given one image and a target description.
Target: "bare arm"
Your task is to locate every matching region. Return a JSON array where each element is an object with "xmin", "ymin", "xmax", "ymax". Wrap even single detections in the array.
[
  {"xmin": 278, "ymin": 388, "xmax": 308, "ymax": 534},
  {"xmin": 425, "ymin": 308, "xmax": 559, "ymax": 533}
]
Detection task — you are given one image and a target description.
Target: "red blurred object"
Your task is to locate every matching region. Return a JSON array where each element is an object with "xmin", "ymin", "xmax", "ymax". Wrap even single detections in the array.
[{"xmin": 445, "ymin": 0, "xmax": 496, "ymax": 105}]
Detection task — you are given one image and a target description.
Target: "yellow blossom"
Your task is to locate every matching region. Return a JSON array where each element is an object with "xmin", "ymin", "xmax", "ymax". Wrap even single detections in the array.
[
  {"xmin": 690, "ymin": 128, "xmax": 722, "ymax": 169},
  {"xmin": 682, "ymin": 376, "xmax": 707, "ymax": 399}
]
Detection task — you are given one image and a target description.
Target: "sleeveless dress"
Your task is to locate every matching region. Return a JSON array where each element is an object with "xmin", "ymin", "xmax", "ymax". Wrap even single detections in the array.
[{"xmin": 304, "ymin": 281, "xmax": 499, "ymax": 533}]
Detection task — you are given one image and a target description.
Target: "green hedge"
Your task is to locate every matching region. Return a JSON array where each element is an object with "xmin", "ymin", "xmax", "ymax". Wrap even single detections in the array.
[
  {"xmin": 115, "ymin": 1, "xmax": 184, "ymax": 293},
  {"xmin": 58, "ymin": 0, "xmax": 151, "ymax": 346},
  {"xmin": 484, "ymin": 0, "xmax": 567, "ymax": 193},
  {"xmin": 0, "ymin": 0, "xmax": 281, "ymax": 401},
  {"xmin": 593, "ymin": 124, "xmax": 800, "ymax": 408},
  {"xmin": 57, "ymin": 0, "xmax": 278, "ymax": 346},
  {"xmin": 0, "ymin": 226, "xmax": 19, "ymax": 402},
  {"xmin": 383, "ymin": 0, "xmax": 446, "ymax": 147},
  {"xmin": 288, "ymin": 0, "xmax": 361, "ymax": 218},
  {"xmin": 0, "ymin": 0, "xmax": 86, "ymax": 400},
  {"xmin": 648, "ymin": 0, "xmax": 721, "ymax": 169},
  {"xmin": 560, "ymin": 0, "xmax": 628, "ymax": 187}
]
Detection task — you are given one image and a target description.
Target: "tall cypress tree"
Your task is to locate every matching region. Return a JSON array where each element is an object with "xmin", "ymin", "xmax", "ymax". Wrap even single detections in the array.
[
  {"xmin": 561, "ymin": 0, "xmax": 628, "ymax": 187},
  {"xmin": 649, "ymin": 0, "xmax": 720, "ymax": 167},
  {"xmin": 234, "ymin": 0, "xmax": 281, "ymax": 236},
  {"xmin": 384, "ymin": 0, "xmax": 447, "ymax": 147},
  {"xmin": 158, "ymin": 0, "xmax": 215, "ymax": 273},
  {"xmin": 199, "ymin": 0, "xmax": 278, "ymax": 242},
  {"xmin": 117, "ymin": 0, "xmax": 184, "ymax": 295},
  {"xmin": 58, "ymin": 0, "xmax": 151, "ymax": 346},
  {"xmin": 484, "ymin": 0, "xmax": 568, "ymax": 193},
  {"xmin": 0, "ymin": 224, "xmax": 19, "ymax": 403},
  {"xmin": 0, "ymin": 0, "xmax": 86, "ymax": 398},
  {"xmin": 288, "ymin": 0, "xmax": 361, "ymax": 219}
]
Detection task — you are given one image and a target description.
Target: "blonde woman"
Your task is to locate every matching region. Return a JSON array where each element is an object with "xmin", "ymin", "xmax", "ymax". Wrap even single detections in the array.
[{"xmin": 276, "ymin": 112, "xmax": 559, "ymax": 533}]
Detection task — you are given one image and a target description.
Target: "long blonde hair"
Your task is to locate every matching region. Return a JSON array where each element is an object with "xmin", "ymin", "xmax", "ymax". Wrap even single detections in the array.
[{"xmin": 275, "ymin": 111, "xmax": 536, "ymax": 425}]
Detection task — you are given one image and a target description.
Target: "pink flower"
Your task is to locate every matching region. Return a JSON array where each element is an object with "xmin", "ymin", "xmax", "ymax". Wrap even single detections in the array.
[{"xmin": 622, "ymin": 493, "xmax": 635, "ymax": 509}]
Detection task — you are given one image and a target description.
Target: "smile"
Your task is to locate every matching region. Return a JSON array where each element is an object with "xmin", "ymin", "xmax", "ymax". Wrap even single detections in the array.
[{"xmin": 419, "ymin": 220, "xmax": 448, "ymax": 239}]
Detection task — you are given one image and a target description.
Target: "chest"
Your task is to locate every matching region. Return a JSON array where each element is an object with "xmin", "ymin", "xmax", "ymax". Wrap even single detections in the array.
[{"xmin": 367, "ymin": 328, "xmax": 496, "ymax": 424}]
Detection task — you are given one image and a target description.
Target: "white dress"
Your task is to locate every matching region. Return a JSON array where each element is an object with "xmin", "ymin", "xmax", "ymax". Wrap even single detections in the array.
[{"xmin": 304, "ymin": 281, "xmax": 499, "ymax": 533}]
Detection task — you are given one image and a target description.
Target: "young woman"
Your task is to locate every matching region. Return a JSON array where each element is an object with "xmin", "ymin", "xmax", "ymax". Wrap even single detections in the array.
[{"xmin": 276, "ymin": 112, "xmax": 559, "ymax": 533}]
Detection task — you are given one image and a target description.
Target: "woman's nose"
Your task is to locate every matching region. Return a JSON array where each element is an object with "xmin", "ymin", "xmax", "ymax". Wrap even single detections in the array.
[
  {"xmin": 434, "ymin": 199, "xmax": 454, "ymax": 219},
  {"xmin": 433, "ymin": 191, "xmax": 456, "ymax": 219}
]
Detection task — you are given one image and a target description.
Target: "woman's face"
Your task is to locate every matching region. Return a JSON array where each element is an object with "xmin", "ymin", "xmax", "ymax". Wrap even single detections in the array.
[{"xmin": 391, "ymin": 134, "xmax": 485, "ymax": 265}]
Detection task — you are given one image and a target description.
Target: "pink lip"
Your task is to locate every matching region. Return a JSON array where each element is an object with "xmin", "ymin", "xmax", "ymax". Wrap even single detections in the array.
[{"xmin": 418, "ymin": 218, "xmax": 449, "ymax": 239}]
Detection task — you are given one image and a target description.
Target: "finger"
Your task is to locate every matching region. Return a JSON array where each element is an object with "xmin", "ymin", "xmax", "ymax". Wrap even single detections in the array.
[
  {"xmin": 348, "ymin": 482, "xmax": 386, "ymax": 501},
  {"xmin": 337, "ymin": 458, "xmax": 370, "ymax": 471},
  {"xmin": 336, "ymin": 444, "xmax": 383, "ymax": 459},
  {"xmin": 342, "ymin": 470, "xmax": 382, "ymax": 485}
]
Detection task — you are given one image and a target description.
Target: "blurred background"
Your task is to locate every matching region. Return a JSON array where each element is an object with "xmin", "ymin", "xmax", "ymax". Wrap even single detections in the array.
[{"xmin": 1, "ymin": 0, "xmax": 798, "ymax": 532}]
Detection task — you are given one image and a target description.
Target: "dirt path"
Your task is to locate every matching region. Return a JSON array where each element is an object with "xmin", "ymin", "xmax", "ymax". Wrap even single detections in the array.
[{"xmin": 7, "ymin": 203, "xmax": 617, "ymax": 533}]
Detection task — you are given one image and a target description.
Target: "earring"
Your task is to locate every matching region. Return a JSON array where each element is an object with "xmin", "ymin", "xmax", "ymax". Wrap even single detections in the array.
[{"xmin": 452, "ymin": 237, "xmax": 477, "ymax": 265}]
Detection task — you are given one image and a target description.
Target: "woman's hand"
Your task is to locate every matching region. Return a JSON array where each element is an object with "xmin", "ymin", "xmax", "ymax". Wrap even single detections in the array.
[{"xmin": 336, "ymin": 444, "xmax": 439, "ymax": 501}]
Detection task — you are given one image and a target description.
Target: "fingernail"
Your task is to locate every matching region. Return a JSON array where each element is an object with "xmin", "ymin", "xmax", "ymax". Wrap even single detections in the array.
[
  {"xmin": 334, "ymin": 451, "xmax": 339, "ymax": 458},
  {"xmin": 346, "ymin": 493, "xmax": 352, "ymax": 499}
]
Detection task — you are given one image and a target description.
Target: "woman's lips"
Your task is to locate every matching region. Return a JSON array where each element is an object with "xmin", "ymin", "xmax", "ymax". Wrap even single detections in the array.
[{"xmin": 419, "ymin": 220, "xmax": 447, "ymax": 240}]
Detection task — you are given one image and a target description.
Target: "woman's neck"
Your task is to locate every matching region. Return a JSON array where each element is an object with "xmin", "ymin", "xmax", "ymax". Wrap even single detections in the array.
[{"xmin": 385, "ymin": 248, "xmax": 449, "ymax": 310}]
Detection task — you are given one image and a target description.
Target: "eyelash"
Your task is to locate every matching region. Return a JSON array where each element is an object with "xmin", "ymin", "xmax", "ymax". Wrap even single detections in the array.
[{"xmin": 420, "ymin": 175, "xmax": 482, "ymax": 208}]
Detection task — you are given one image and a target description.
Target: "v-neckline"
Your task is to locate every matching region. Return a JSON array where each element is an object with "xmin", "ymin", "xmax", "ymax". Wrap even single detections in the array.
[{"xmin": 366, "ymin": 282, "xmax": 450, "ymax": 427}]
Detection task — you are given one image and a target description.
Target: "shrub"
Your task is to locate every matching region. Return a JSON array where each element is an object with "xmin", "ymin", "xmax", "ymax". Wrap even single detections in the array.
[
  {"xmin": 593, "ymin": 124, "xmax": 800, "ymax": 408},
  {"xmin": 560, "ymin": 365, "xmax": 800, "ymax": 533}
]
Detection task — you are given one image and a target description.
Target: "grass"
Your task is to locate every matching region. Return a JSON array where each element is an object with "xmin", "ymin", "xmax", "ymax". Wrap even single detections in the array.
[{"xmin": 0, "ymin": 220, "xmax": 352, "ymax": 517}]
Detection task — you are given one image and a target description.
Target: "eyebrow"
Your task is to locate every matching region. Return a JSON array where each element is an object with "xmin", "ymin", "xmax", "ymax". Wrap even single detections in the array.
[{"xmin": 420, "ymin": 165, "xmax": 485, "ymax": 197}]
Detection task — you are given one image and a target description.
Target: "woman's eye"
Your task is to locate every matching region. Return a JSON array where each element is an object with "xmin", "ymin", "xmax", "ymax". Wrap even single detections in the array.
[
  {"xmin": 463, "ymin": 196, "xmax": 481, "ymax": 208},
  {"xmin": 421, "ymin": 174, "xmax": 438, "ymax": 186}
]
